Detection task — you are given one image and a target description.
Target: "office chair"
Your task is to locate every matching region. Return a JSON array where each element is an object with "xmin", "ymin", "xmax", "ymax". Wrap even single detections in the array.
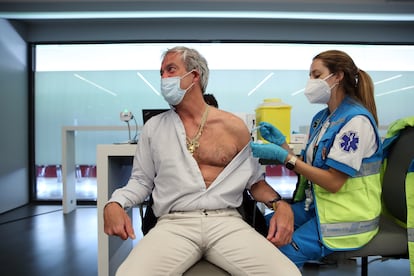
[{"xmin": 327, "ymin": 125, "xmax": 414, "ymax": 276}]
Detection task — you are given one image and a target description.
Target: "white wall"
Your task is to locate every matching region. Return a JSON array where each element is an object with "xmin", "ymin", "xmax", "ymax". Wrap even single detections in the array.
[{"xmin": 0, "ymin": 19, "xmax": 29, "ymax": 213}]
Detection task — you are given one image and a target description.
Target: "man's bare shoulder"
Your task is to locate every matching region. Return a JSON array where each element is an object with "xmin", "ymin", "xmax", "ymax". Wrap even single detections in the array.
[
  {"xmin": 212, "ymin": 108, "xmax": 250, "ymax": 143},
  {"xmin": 215, "ymin": 109, "xmax": 248, "ymax": 128}
]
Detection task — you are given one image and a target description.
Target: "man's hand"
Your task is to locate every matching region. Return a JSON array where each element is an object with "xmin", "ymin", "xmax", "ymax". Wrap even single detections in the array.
[
  {"xmin": 104, "ymin": 202, "xmax": 136, "ymax": 240},
  {"xmin": 266, "ymin": 201, "xmax": 294, "ymax": 247}
]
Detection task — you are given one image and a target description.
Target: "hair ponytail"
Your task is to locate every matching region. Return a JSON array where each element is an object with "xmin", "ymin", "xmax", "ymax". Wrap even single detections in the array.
[{"xmin": 356, "ymin": 69, "xmax": 378, "ymax": 125}]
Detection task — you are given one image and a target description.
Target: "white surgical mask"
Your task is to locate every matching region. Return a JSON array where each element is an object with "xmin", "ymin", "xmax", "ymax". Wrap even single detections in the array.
[
  {"xmin": 160, "ymin": 70, "xmax": 195, "ymax": 105},
  {"xmin": 304, "ymin": 73, "xmax": 335, "ymax": 104}
]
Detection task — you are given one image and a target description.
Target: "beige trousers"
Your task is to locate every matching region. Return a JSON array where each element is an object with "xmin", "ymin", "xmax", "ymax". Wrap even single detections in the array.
[{"xmin": 116, "ymin": 208, "xmax": 300, "ymax": 276}]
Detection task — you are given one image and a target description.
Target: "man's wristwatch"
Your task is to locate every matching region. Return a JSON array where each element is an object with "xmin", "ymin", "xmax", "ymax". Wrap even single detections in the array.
[{"xmin": 285, "ymin": 155, "xmax": 298, "ymax": 170}]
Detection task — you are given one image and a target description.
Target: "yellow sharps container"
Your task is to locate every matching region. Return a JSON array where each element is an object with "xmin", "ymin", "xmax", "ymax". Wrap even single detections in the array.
[{"xmin": 255, "ymin": 98, "xmax": 292, "ymax": 143}]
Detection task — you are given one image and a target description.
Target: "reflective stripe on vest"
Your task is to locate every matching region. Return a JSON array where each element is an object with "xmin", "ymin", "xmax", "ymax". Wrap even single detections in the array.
[{"xmin": 321, "ymin": 217, "xmax": 380, "ymax": 237}]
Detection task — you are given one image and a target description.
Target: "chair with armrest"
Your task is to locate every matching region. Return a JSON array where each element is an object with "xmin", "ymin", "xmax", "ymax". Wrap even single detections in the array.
[{"xmin": 326, "ymin": 124, "xmax": 414, "ymax": 276}]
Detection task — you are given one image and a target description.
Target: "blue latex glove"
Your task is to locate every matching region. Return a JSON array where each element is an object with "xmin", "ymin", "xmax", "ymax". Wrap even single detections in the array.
[
  {"xmin": 259, "ymin": 122, "xmax": 286, "ymax": 146},
  {"xmin": 250, "ymin": 142, "xmax": 288, "ymax": 164}
]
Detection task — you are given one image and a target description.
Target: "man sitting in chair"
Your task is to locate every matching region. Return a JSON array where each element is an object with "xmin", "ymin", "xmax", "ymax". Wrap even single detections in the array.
[{"xmin": 103, "ymin": 46, "xmax": 300, "ymax": 275}]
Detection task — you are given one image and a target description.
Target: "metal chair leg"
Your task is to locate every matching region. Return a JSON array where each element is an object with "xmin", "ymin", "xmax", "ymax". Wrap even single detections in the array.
[{"xmin": 361, "ymin": 256, "xmax": 368, "ymax": 276}]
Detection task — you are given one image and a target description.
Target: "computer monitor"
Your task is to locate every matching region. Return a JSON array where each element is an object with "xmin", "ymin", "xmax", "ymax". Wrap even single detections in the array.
[{"xmin": 142, "ymin": 109, "xmax": 169, "ymax": 124}]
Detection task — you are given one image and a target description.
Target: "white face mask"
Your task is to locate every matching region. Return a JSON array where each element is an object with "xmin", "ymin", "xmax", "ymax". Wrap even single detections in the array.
[
  {"xmin": 304, "ymin": 73, "xmax": 335, "ymax": 104},
  {"xmin": 160, "ymin": 70, "xmax": 195, "ymax": 105}
]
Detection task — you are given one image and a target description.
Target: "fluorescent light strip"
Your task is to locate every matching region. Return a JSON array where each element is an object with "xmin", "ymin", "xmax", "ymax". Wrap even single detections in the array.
[
  {"xmin": 136, "ymin": 72, "xmax": 160, "ymax": 96},
  {"xmin": 376, "ymin": 85, "xmax": 414, "ymax": 96},
  {"xmin": 1, "ymin": 11, "xmax": 414, "ymax": 21},
  {"xmin": 74, "ymin": 73, "xmax": 117, "ymax": 96},
  {"xmin": 291, "ymin": 88, "xmax": 305, "ymax": 96},
  {"xmin": 374, "ymin": 74, "xmax": 402, "ymax": 85},
  {"xmin": 248, "ymin": 72, "xmax": 274, "ymax": 96}
]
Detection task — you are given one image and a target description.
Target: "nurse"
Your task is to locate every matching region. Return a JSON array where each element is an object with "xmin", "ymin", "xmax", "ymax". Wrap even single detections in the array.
[{"xmin": 251, "ymin": 50, "xmax": 383, "ymax": 268}]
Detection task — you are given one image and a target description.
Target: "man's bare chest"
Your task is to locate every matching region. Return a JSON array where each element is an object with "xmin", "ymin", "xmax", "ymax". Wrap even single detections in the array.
[{"xmin": 193, "ymin": 136, "xmax": 239, "ymax": 167}]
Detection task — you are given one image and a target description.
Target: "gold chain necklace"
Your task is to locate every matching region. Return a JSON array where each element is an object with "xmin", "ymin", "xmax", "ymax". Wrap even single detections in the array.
[{"xmin": 186, "ymin": 104, "xmax": 209, "ymax": 155}]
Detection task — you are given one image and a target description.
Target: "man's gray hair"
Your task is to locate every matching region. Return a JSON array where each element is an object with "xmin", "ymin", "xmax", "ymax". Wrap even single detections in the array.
[{"xmin": 162, "ymin": 46, "xmax": 209, "ymax": 93}]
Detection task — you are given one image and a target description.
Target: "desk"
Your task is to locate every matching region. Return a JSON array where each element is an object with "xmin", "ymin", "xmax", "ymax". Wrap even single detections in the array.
[
  {"xmin": 61, "ymin": 125, "xmax": 133, "ymax": 214},
  {"xmin": 97, "ymin": 143, "xmax": 137, "ymax": 276}
]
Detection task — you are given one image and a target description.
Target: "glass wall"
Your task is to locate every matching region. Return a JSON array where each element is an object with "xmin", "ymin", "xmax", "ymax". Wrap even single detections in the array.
[{"xmin": 34, "ymin": 42, "xmax": 414, "ymax": 201}]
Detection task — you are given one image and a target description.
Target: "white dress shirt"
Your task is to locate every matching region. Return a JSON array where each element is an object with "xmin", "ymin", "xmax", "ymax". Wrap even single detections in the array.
[{"xmin": 109, "ymin": 109, "xmax": 264, "ymax": 217}]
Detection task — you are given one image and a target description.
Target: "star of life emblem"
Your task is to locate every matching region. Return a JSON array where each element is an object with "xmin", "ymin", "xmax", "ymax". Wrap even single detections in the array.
[{"xmin": 340, "ymin": 131, "xmax": 359, "ymax": 152}]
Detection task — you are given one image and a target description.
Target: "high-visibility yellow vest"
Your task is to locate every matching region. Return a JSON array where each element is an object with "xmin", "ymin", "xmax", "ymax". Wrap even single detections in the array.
[{"xmin": 294, "ymin": 97, "xmax": 382, "ymax": 250}]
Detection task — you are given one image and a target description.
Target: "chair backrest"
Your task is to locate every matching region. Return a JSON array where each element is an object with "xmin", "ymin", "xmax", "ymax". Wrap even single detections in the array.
[{"xmin": 382, "ymin": 126, "xmax": 414, "ymax": 224}]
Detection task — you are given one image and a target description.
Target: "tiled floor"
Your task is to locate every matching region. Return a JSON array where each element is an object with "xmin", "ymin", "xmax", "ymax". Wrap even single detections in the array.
[{"xmin": 0, "ymin": 204, "xmax": 410, "ymax": 276}]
